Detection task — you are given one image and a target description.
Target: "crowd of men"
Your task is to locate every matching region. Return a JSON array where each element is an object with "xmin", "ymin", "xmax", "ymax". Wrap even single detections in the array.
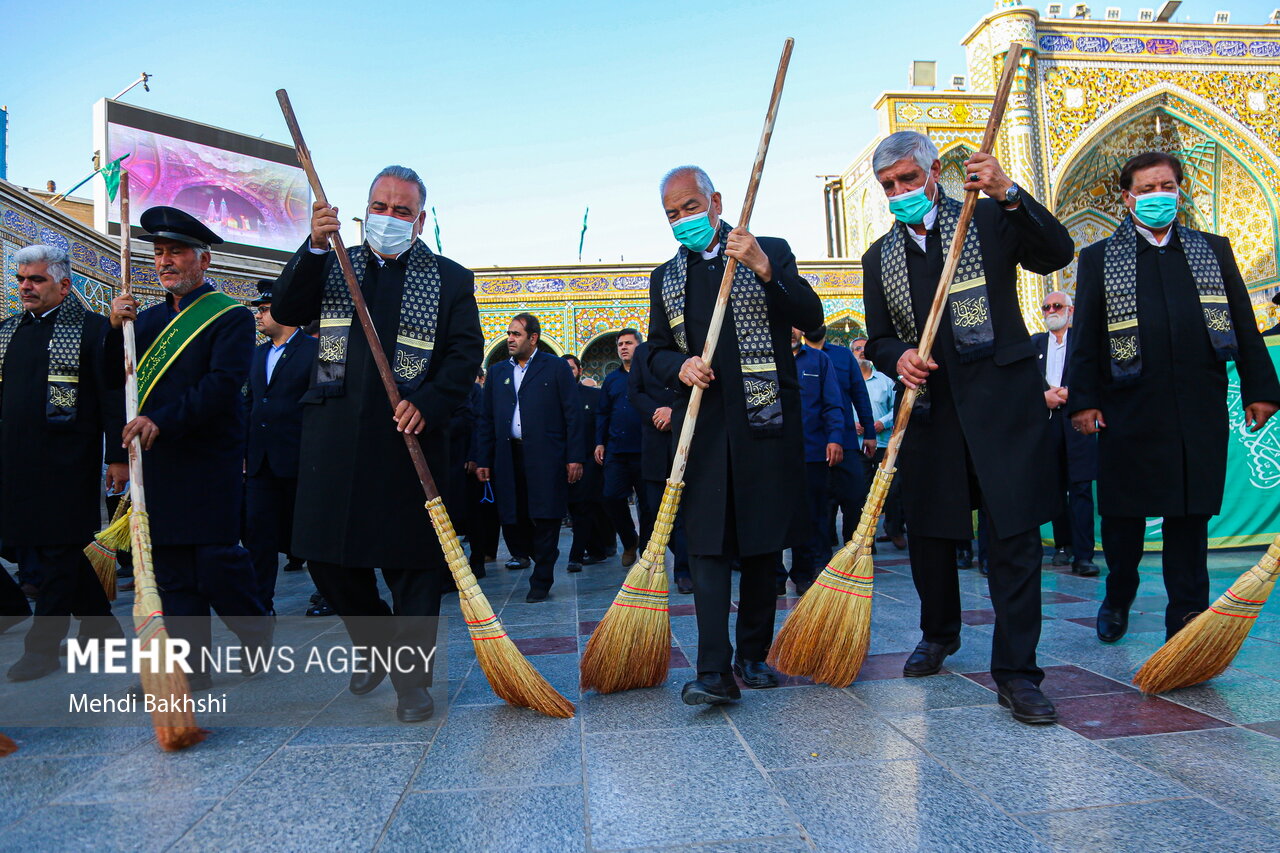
[{"xmin": 1, "ymin": 140, "xmax": 1276, "ymax": 726}]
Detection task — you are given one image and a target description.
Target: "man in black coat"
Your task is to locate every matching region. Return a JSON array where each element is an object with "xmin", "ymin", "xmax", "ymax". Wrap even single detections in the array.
[
  {"xmin": 271, "ymin": 166, "xmax": 483, "ymax": 722},
  {"xmin": 1030, "ymin": 291, "xmax": 1099, "ymax": 577},
  {"xmin": 628, "ymin": 340, "xmax": 691, "ymax": 593},
  {"xmin": 595, "ymin": 329, "xmax": 648, "ymax": 566},
  {"xmin": 2, "ymin": 245, "xmax": 126, "ymax": 681},
  {"xmin": 243, "ymin": 280, "xmax": 322, "ymax": 615},
  {"xmin": 862, "ymin": 131, "xmax": 1074, "ymax": 724},
  {"xmin": 108, "ymin": 208, "xmax": 269, "ymax": 692},
  {"xmin": 1265, "ymin": 292, "xmax": 1280, "ymax": 337},
  {"xmin": 563, "ymin": 354, "xmax": 605, "ymax": 573},
  {"xmin": 464, "ymin": 371, "xmax": 497, "ymax": 579},
  {"xmin": 1069, "ymin": 151, "xmax": 1280, "ymax": 644},
  {"xmin": 648, "ymin": 166, "xmax": 823, "ymax": 705},
  {"xmin": 475, "ymin": 313, "xmax": 583, "ymax": 602}
]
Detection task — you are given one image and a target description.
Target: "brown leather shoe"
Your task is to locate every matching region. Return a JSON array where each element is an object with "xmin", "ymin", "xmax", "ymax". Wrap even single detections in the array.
[{"xmin": 621, "ymin": 548, "xmax": 637, "ymax": 567}]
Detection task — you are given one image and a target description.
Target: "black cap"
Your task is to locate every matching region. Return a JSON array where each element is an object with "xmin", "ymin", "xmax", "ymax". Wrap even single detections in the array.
[
  {"xmin": 251, "ymin": 279, "xmax": 274, "ymax": 307},
  {"xmin": 1273, "ymin": 290, "xmax": 1280, "ymax": 307},
  {"xmin": 137, "ymin": 206, "xmax": 224, "ymax": 249}
]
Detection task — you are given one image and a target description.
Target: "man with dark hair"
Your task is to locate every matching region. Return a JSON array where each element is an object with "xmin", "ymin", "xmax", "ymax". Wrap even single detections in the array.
[
  {"xmin": 271, "ymin": 165, "xmax": 483, "ymax": 721},
  {"xmin": 2, "ymin": 245, "xmax": 126, "ymax": 681},
  {"xmin": 476, "ymin": 314, "xmax": 583, "ymax": 602},
  {"xmin": 1069, "ymin": 151, "xmax": 1280, "ymax": 644},
  {"xmin": 563, "ymin": 353, "xmax": 605, "ymax": 572},
  {"xmin": 863, "ymin": 130, "xmax": 1074, "ymax": 725},
  {"xmin": 648, "ymin": 165, "xmax": 823, "ymax": 704},
  {"xmin": 465, "ymin": 368, "xmax": 497, "ymax": 579},
  {"xmin": 595, "ymin": 329, "xmax": 648, "ymax": 566}
]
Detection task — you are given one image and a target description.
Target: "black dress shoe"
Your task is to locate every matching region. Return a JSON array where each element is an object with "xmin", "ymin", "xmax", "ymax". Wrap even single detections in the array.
[
  {"xmin": 676, "ymin": 576, "xmax": 694, "ymax": 594},
  {"xmin": 978, "ymin": 560, "xmax": 989, "ymax": 577},
  {"xmin": 6, "ymin": 652, "xmax": 60, "ymax": 682},
  {"xmin": 283, "ymin": 559, "xmax": 305, "ymax": 572},
  {"xmin": 956, "ymin": 549, "xmax": 973, "ymax": 570},
  {"xmin": 775, "ymin": 579, "xmax": 787, "ymax": 597},
  {"xmin": 902, "ymin": 638, "xmax": 961, "ymax": 677},
  {"xmin": 581, "ymin": 554, "xmax": 606, "ymax": 566},
  {"xmin": 1096, "ymin": 601, "xmax": 1129, "ymax": 643},
  {"xmin": 1050, "ymin": 547, "xmax": 1071, "ymax": 567},
  {"xmin": 1072, "ymin": 560, "xmax": 1100, "ymax": 577},
  {"xmin": 396, "ymin": 687, "xmax": 435, "ymax": 723},
  {"xmin": 567, "ymin": 562, "xmax": 583, "ymax": 573},
  {"xmin": 473, "ymin": 566, "xmax": 486, "ymax": 580},
  {"xmin": 349, "ymin": 663, "xmax": 388, "ymax": 695},
  {"xmin": 997, "ymin": 678, "xmax": 1058, "ymax": 724},
  {"xmin": 732, "ymin": 658, "xmax": 779, "ymax": 689},
  {"xmin": 795, "ymin": 582, "xmax": 812, "ymax": 597},
  {"xmin": 0, "ymin": 613, "xmax": 31, "ymax": 635},
  {"xmin": 505, "ymin": 557, "xmax": 531, "ymax": 570},
  {"xmin": 526, "ymin": 589, "xmax": 549, "ymax": 603},
  {"xmin": 306, "ymin": 597, "xmax": 335, "ymax": 617},
  {"xmin": 681, "ymin": 672, "xmax": 741, "ymax": 705}
]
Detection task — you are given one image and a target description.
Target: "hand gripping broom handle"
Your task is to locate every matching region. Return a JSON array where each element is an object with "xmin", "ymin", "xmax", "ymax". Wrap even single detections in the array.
[
  {"xmin": 881, "ymin": 43, "xmax": 1024, "ymax": 473},
  {"xmin": 668, "ymin": 37, "xmax": 793, "ymax": 485},
  {"xmin": 118, "ymin": 171, "xmax": 149, "ymax": 515},
  {"xmin": 277, "ymin": 89, "xmax": 440, "ymax": 502}
]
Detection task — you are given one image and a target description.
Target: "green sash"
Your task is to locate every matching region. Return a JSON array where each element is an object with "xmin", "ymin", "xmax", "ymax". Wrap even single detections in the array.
[{"xmin": 136, "ymin": 291, "xmax": 241, "ymax": 412}]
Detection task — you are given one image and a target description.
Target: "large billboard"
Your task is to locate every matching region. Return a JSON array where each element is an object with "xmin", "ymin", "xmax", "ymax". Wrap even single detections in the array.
[{"xmin": 93, "ymin": 99, "xmax": 311, "ymax": 260}]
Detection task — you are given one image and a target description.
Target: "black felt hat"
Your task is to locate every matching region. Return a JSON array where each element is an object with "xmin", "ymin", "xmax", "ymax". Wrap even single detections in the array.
[
  {"xmin": 251, "ymin": 279, "xmax": 274, "ymax": 307},
  {"xmin": 1272, "ymin": 290, "xmax": 1280, "ymax": 306},
  {"xmin": 137, "ymin": 206, "xmax": 224, "ymax": 248}
]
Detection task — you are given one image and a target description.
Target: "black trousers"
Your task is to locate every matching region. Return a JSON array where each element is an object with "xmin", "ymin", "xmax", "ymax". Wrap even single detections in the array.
[
  {"xmin": 781, "ymin": 462, "xmax": 832, "ymax": 584},
  {"xmin": 1050, "ymin": 480, "xmax": 1096, "ymax": 563},
  {"xmin": 152, "ymin": 544, "xmax": 271, "ymax": 678},
  {"xmin": 864, "ymin": 448, "xmax": 905, "ymax": 537},
  {"xmin": 908, "ymin": 526, "xmax": 1044, "ymax": 686},
  {"xmin": 244, "ymin": 468, "xmax": 299, "ymax": 613},
  {"xmin": 468, "ymin": 477, "xmax": 500, "ymax": 573},
  {"xmin": 644, "ymin": 479, "xmax": 690, "ymax": 580},
  {"xmin": 511, "ymin": 442, "xmax": 562, "ymax": 594},
  {"xmin": 308, "ymin": 562, "xmax": 442, "ymax": 690},
  {"xmin": 0, "ymin": 565, "xmax": 32, "ymax": 618},
  {"xmin": 1101, "ymin": 514, "xmax": 1209, "ymax": 639},
  {"xmin": 568, "ymin": 500, "xmax": 603, "ymax": 563},
  {"xmin": 827, "ymin": 453, "xmax": 868, "ymax": 545},
  {"xmin": 19, "ymin": 545, "xmax": 120, "ymax": 656},
  {"xmin": 603, "ymin": 452, "xmax": 647, "ymax": 551},
  {"xmin": 690, "ymin": 552, "xmax": 778, "ymax": 675}
]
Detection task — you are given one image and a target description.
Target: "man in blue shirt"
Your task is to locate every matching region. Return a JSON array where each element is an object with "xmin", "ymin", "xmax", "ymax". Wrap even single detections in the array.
[
  {"xmin": 860, "ymin": 356, "xmax": 906, "ymax": 549},
  {"xmin": 780, "ymin": 327, "xmax": 845, "ymax": 594},
  {"xmin": 807, "ymin": 326, "xmax": 876, "ymax": 547},
  {"xmin": 594, "ymin": 329, "xmax": 648, "ymax": 567}
]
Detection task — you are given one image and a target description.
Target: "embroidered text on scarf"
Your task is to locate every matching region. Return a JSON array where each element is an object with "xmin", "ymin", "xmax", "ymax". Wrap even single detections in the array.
[{"xmin": 0, "ymin": 296, "xmax": 89, "ymax": 423}]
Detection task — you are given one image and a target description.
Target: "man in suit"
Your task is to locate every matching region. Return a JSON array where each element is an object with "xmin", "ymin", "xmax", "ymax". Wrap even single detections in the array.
[
  {"xmin": 595, "ymin": 329, "xmax": 647, "ymax": 567},
  {"xmin": 244, "ymin": 280, "xmax": 329, "ymax": 616},
  {"xmin": 563, "ymin": 354, "xmax": 604, "ymax": 573},
  {"xmin": 648, "ymin": 165, "xmax": 823, "ymax": 705},
  {"xmin": 464, "ymin": 370, "xmax": 497, "ymax": 579},
  {"xmin": 628, "ymin": 340, "xmax": 692, "ymax": 593},
  {"xmin": 271, "ymin": 165, "xmax": 483, "ymax": 722},
  {"xmin": 1030, "ymin": 291, "xmax": 1099, "ymax": 577},
  {"xmin": 108, "ymin": 208, "xmax": 270, "ymax": 692},
  {"xmin": 2, "ymin": 245, "xmax": 126, "ymax": 681},
  {"xmin": 475, "ymin": 313, "xmax": 583, "ymax": 602},
  {"xmin": 1069, "ymin": 151, "xmax": 1280, "ymax": 644},
  {"xmin": 863, "ymin": 131, "xmax": 1074, "ymax": 724}
]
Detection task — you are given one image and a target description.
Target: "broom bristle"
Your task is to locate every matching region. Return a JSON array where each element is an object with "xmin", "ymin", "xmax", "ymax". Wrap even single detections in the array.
[
  {"xmin": 426, "ymin": 498, "xmax": 575, "ymax": 718},
  {"xmin": 580, "ymin": 480, "xmax": 681, "ymax": 694},
  {"xmin": 0, "ymin": 733, "xmax": 17, "ymax": 756},
  {"xmin": 1134, "ymin": 540, "xmax": 1280, "ymax": 694},
  {"xmin": 139, "ymin": 663, "xmax": 209, "ymax": 751},
  {"xmin": 85, "ymin": 542, "xmax": 119, "ymax": 602}
]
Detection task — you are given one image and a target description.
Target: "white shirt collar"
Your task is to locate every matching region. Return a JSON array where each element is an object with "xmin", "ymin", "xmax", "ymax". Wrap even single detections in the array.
[
  {"xmin": 1134, "ymin": 220, "xmax": 1172, "ymax": 247},
  {"xmin": 701, "ymin": 241, "xmax": 721, "ymax": 261}
]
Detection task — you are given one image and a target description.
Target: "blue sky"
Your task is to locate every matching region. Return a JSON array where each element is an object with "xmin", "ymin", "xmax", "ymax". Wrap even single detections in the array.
[{"xmin": 4, "ymin": 0, "xmax": 1273, "ymax": 266}]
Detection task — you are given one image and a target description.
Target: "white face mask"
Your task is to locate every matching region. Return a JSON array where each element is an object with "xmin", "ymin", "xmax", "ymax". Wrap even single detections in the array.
[{"xmin": 365, "ymin": 213, "xmax": 416, "ymax": 255}]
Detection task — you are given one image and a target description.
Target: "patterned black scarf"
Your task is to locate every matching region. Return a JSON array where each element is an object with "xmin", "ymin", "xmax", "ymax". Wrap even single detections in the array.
[
  {"xmin": 0, "ymin": 297, "xmax": 89, "ymax": 424},
  {"xmin": 1102, "ymin": 216, "xmax": 1236, "ymax": 385},
  {"xmin": 315, "ymin": 241, "xmax": 443, "ymax": 397},
  {"xmin": 659, "ymin": 221, "xmax": 783, "ymax": 435}
]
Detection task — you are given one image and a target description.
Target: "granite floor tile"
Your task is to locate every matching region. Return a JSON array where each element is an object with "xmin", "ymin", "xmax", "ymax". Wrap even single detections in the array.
[
  {"xmin": 852, "ymin": 673, "xmax": 998, "ymax": 714},
  {"xmin": 514, "ymin": 635, "xmax": 579, "ymax": 655},
  {"xmin": 962, "ymin": 664, "xmax": 1135, "ymax": 700},
  {"xmin": 620, "ymin": 839, "xmax": 812, "ymax": 853},
  {"xmin": 854, "ymin": 651, "xmax": 912, "ymax": 682},
  {"xmin": 727, "ymin": 688, "xmax": 923, "ymax": 768},
  {"xmin": 1247, "ymin": 720, "xmax": 1280, "ymax": 738},
  {"xmin": 379, "ymin": 786, "xmax": 586, "ymax": 853},
  {"xmin": 585, "ymin": 727, "xmax": 797, "ymax": 849},
  {"xmin": 451, "ymin": 652, "xmax": 581, "ymax": 706},
  {"xmin": 176, "ymin": 743, "xmax": 422, "ymax": 851},
  {"xmin": 1019, "ymin": 798, "xmax": 1280, "ymax": 852},
  {"xmin": 412, "ymin": 704, "xmax": 580, "ymax": 790},
  {"xmin": 1103, "ymin": 727, "xmax": 1280, "ymax": 832},
  {"xmin": 0, "ymin": 725, "xmax": 154, "ymax": 757},
  {"xmin": 888, "ymin": 706, "xmax": 1191, "ymax": 813},
  {"xmin": 580, "ymin": 671, "xmax": 723, "ymax": 733},
  {"xmin": 0, "ymin": 798, "xmax": 218, "ymax": 853},
  {"xmin": 772, "ymin": 762, "xmax": 1050, "ymax": 853},
  {"xmin": 1151, "ymin": 674, "xmax": 1280, "ymax": 726},
  {"xmin": 1054, "ymin": 692, "xmax": 1231, "ymax": 740},
  {"xmin": 0, "ymin": 754, "xmax": 116, "ymax": 827},
  {"xmin": 1066, "ymin": 612, "xmax": 1166, "ymax": 633}
]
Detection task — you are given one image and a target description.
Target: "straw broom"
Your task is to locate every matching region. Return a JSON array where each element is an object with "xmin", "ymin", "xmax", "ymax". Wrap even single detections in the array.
[
  {"xmin": 768, "ymin": 44, "xmax": 1027, "ymax": 688},
  {"xmin": 1133, "ymin": 535, "xmax": 1280, "ymax": 693},
  {"xmin": 116, "ymin": 172, "xmax": 207, "ymax": 750},
  {"xmin": 276, "ymin": 91, "xmax": 573, "ymax": 718},
  {"xmin": 84, "ymin": 495, "xmax": 130, "ymax": 601},
  {"xmin": 580, "ymin": 39, "xmax": 796, "ymax": 694}
]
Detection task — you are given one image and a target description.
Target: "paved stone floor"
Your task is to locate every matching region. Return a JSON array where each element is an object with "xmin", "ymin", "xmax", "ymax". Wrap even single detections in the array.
[{"xmin": 2, "ymin": 532, "xmax": 1279, "ymax": 852}]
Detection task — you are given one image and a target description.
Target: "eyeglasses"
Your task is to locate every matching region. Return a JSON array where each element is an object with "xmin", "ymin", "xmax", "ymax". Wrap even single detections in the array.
[
  {"xmin": 255, "ymin": 305, "xmax": 271, "ymax": 314},
  {"xmin": 1041, "ymin": 302, "xmax": 1067, "ymax": 313}
]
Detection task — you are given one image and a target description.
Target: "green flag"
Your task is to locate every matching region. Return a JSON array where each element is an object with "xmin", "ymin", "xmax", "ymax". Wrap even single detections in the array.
[
  {"xmin": 101, "ymin": 154, "xmax": 129, "ymax": 202},
  {"xmin": 578, "ymin": 206, "xmax": 589, "ymax": 261},
  {"xmin": 431, "ymin": 206, "xmax": 442, "ymax": 253}
]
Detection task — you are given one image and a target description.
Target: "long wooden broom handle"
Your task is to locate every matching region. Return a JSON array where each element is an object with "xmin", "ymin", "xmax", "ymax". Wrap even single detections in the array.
[
  {"xmin": 882, "ymin": 43, "xmax": 1024, "ymax": 471},
  {"xmin": 277, "ymin": 89, "xmax": 441, "ymax": 502},
  {"xmin": 668, "ymin": 37, "xmax": 794, "ymax": 485},
  {"xmin": 118, "ymin": 171, "xmax": 149, "ymax": 515}
]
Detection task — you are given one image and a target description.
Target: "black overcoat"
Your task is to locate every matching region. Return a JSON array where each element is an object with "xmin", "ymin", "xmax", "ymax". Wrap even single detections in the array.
[
  {"xmin": 568, "ymin": 382, "xmax": 603, "ymax": 502},
  {"xmin": 628, "ymin": 341, "xmax": 679, "ymax": 482},
  {"xmin": 1, "ymin": 307, "xmax": 124, "ymax": 546},
  {"xmin": 863, "ymin": 194, "xmax": 1075, "ymax": 540},
  {"xmin": 647, "ymin": 237, "xmax": 823, "ymax": 557},
  {"xmin": 474, "ymin": 352, "xmax": 583, "ymax": 524},
  {"xmin": 105, "ymin": 284, "xmax": 254, "ymax": 545},
  {"xmin": 1031, "ymin": 329, "xmax": 1098, "ymax": 482},
  {"xmin": 1067, "ymin": 228, "xmax": 1280, "ymax": 518},
  {"xmin": 270, "ymin": 240, "xmax": 483, "ymax": 569},
  {"xmin": 246, "ymin": 331, "xmax": 318, "ymax": 479}
]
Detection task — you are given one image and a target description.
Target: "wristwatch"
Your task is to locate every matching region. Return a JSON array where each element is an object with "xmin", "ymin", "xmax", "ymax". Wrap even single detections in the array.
[{"xmin": 999, "ymin": 183, "xmax": 1022, "ymax": 208}]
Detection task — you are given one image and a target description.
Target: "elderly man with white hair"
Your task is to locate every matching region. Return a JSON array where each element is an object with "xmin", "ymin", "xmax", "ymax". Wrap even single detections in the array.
[
  {"xmin": 861, "ymin": 130, "xmax": 1075, "ymax": 724},
  {"xmin": 1, "ymin": 244, "xmax": 126, "ymax": 681}
]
